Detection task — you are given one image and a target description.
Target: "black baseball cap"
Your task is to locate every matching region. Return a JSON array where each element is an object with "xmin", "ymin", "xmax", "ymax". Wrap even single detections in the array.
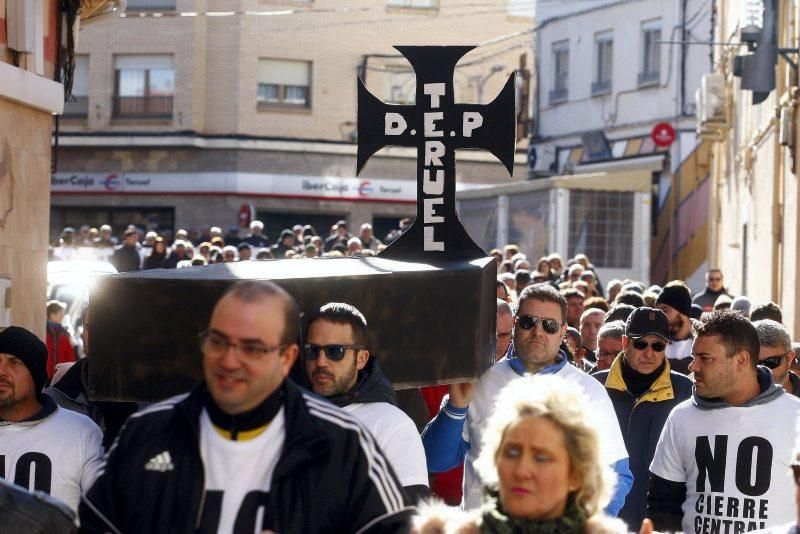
[{"xmin": 625, "ymin": 307, "xmax": 670, "ymax": 340}]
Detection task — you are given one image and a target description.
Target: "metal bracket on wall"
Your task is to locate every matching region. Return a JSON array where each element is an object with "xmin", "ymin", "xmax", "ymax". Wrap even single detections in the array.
[{"xmin": 779, "ymin": 48, "xmax": 800, "ymax": 73}]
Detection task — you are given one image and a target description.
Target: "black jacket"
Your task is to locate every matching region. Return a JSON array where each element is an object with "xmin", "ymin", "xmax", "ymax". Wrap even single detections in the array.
[
  {"xmin": 0, "ymin": 477, "xmax": 76, "ymax": 534},
  {"xmin": 79, "ymin": 379, "xmax": 412, "ymax": 533},
  {"xmin": 593, "ymin": 354, "xmax": 692, "ymax": 529},
  {"xmin": 110, "ymin": 244, "xmax": 140, "ymax": 272}
]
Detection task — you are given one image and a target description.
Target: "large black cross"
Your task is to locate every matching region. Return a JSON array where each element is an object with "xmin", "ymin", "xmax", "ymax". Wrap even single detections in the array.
[{"xmin": 357, "ymin": 46, "xmax": 516, "ymax": 261}]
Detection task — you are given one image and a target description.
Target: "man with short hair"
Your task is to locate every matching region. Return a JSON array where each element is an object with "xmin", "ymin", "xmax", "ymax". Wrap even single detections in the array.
[
  {"xmin": 80, "ymin": 281, "xmax": 410, "ymax": 532},
  {"xmin": 754, "ymin": 319, "xmax": 800, "ymax": 397},
  {"xmin": 324, "ymin": 220, "xmax": 352, "ymax": 252},
  {"xmin": 563, "ymin": 288, "xmax": 585, "ymax": 328},
  {"xmin": 692, "ymin": 269, "xmax": 732, "ymax": 313},
  {"xmin": 161, "ymin": 240, "xmax": 188, "ymax": 269},
  {"xmin": 593, "ymin": 308, "xmax": 692, "ymax": 529},
  {"xmin": 594, "ymin": 320, "xmax": 625, "ymax": 372},
  {"xmin": 422, "ymin": 284, "xmax": 632, "ymax": 513},
  {"xmin": 93, "ymin": 224, "xmax": 116, "ymax": 248},
  {"xmin": 359, "ymin": 223, "xmax": 383, "ymax": 252},
  {"xmin": 244, "ymin": 220, "xmax": 270, "ymax": 248},
  {"xmin": 237, "ymin": 242, "xmax": 252, "ymax": 261},
  {"xmin": 751, "ymin": 301, "xmax": 784, "ymax": 323},
  {"xmin": 346, "ymin": 237, "xmax": 363, "ymax": 256},
  {"xmin": 221, "ymin": 245, "xmax": 237, "ymax": 263},
  {"xmin": 514, "ymin": 269, "xmax": 531, "ymax": 293},
  {"xmin": 655, "ymin": 281, "xmax": 694, "ymax": 374},
  {"xmin": 647, "ymin": 310, "xmax": 800, "ymax": 532},
  {"xmin": 45, "ymin": 300, "xmax": 76, "ymax": 379},
  {"xmin": 495, "ymin": 298, "xmax": 513, "ymax": 360},
  {"xmin": 303, "ymin": 302, "xmax": 429, "ymax": 503},
  {"xmin": 110, "ymin": 229, "xmax": 141, "ymax": 272},
  {"xmin": 580, "ymin": 308, "xmax": 605, "ymax": 364},
  {"xmin": 0, "ymin": 326, "xmax": 103, "ymax": 511}
]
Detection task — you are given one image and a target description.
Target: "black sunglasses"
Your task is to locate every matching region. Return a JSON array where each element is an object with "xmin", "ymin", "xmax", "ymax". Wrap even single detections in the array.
[
  {"xmin": 762, "ymin": 352, "xmax": 789, "ymax": 369},
  {"xmin": 515, "ymin": 315, "xmax": 561, "ymax": 335},
  {"xmin": 303, "ymin": 343, "xmax": 361, "ymax": 362},
  {"xmin": 632, "ymin": 339, "xmax": 667, "ymax": 352}
]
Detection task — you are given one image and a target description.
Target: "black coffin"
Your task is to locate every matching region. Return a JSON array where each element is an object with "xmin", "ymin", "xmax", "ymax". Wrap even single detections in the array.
[{"xmin": 88, "ymin": 256, "xmax": 497, "ymax": 402}]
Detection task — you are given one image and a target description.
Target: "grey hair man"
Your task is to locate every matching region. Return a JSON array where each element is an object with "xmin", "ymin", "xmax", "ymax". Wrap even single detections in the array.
[
  {"xmin": 595, "ymin": 320, "xmax": 625, "ymax": 372},
  {"xmin": 496, "ymin": 299, "xmax": 513, "ymax": 360},
  {"xmin": 754, "ymin": 319, "xmax": 799, "ymax": 397}
]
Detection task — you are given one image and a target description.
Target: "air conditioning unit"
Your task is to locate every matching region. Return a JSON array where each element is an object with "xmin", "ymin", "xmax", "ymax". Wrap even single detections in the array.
[
  {"xmin": 696, "ymin": 74, "xmax": 729, "ymax": 141},
  {"xmin": 7, "ymin": 0, "xmax": 35, "ymax": 54}
]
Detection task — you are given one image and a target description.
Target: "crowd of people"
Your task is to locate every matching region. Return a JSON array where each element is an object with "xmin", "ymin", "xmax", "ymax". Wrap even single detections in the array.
[{"xmin": 5, "ymin": 234, "xmax": 800, "ymax": 533}]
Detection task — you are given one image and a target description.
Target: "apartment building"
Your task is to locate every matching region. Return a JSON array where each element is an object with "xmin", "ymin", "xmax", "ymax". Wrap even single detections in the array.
[
  {"xmin": 53, "ymin": 0, "xmax": 533, "ymax": 242},
  {"xmin": 0, "ymin": 0, "xmax": 70, "ymax": 332}
]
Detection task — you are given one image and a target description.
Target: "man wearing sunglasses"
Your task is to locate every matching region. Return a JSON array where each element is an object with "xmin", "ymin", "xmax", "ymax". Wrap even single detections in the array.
[
  {"xmin": 422, "ymin": 283, "xmax": 632, "ymax": 514},
  {"xmin": 692, "ymin": 269, "xmax": 732, "ymax": 313},
  {"xmin": 593, "ymin": 307, "xmax": 692, "ymax": 530},
  {"xmin": 648, "ymin": 311, "xmax": 800, "ymax": 533},
  {"xmin": 303, "ymin": 302, "xmax": 429, "ymax": 503},
  {"xmin": 754, "ymin": 319, "xmax": 800, "ymax": 398},
  {"xmin": 80, "ymin": 281, "xmax": 411, "ymax": 533}
]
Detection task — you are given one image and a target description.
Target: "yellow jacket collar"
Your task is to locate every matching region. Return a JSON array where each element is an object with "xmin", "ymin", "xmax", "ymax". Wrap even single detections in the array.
[{"xmin": 605, "ymin": 353, "xmax": 675, "ymax": 405}]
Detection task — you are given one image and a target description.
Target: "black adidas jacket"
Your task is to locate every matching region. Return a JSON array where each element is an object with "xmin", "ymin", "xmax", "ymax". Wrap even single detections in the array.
[{"xmin": 78, "ymin": 379, "xmax": 412, "ymax": 533}]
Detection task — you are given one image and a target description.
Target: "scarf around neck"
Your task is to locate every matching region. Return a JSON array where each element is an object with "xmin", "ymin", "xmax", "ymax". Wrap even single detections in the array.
[{"xmin": 479, "ymin": 490, "xmax": 586, "ymax": 534}]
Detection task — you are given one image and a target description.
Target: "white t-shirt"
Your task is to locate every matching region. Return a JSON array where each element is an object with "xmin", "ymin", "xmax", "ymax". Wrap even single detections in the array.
[
  {"xmin": 0, "ymin": 405, "xmax": 103, "ymax": 511},
  {"xmin": 650, "ymin": 395, "xmax": 800, "ymax": 533},
  {"xmin": 667, "ymin": 337, "xmax": 694, "ymax": 361},
  {"xmin": 342, "ymin": 402, "xmax": 429, "ymax": 488},
  {"xmin": 199, "ymin": 408, "xmax": 285, "ymax": 534},
  {"xmin": 461, "ymin": 359, "xmax": 629, "ymax": 509}
]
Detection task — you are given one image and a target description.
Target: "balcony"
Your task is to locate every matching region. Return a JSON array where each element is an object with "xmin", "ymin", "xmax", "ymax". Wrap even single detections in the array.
[
  {"xmin": 591, "ymin": 79, "xmax": 611, "ymax": 96},
  {"xmin": 62, "ymin": 96, "xmax": 88, "ymax": 119},
  {"xmin": 548, "ymin": 87, "xmax": 568, "ymax": 104},
  {"xmin": 125, "ymin": 0, "xmax": 176, "ymax": 11},
  {"xmin": 113, "ymin": 96, "xmax": 173, "ymax": 119},
  {"xmin": 637, "ymin": 70, "xmax": 660, "ymax": 87}
]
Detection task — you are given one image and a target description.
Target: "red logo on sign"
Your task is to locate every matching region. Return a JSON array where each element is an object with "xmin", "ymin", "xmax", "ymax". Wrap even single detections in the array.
[
  {"xmin": 104, "ymin": 174, "xmax": 120, "ymax": 191},
  {"xmin": 358, "ymin": 181, "xmax": 373, "ymax": 197},
  {"xmin": 651, "ymin": 122, "xmax": 676, "ymax": 147}
]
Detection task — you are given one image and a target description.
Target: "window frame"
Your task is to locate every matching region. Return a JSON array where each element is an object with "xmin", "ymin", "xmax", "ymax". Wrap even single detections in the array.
[
  {"xmin": 112, "ymin": 56, "xmax": 175, "ymax": 119},
  {"xmin": 257, "ymin": 59, "xmax": 313, "ymax": 110},
  {"xmin": 592, "ymin": 30, "xmax": 613, "ymax": 96},
  {"xmin": 638, "ymin": 19, "xmax": 662, "ymax": 87},
  {"xmin": 549, "ymin": 39, "xmax": 569, "ymax": 104}
]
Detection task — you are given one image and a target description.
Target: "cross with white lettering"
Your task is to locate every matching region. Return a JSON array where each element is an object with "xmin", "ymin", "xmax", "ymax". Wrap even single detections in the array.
[{"xmin": 357, "ymin": 46, "xmax": 515, "ymax": 261}]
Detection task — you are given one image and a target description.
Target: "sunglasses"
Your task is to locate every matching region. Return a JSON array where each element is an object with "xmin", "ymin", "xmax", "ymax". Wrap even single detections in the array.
[
  {"xmin": 515, "ymin": 315, "xmax": 561, "ymax": 335},
  {"xmin": 302, "ymin": 343, "xmax": 361, "ymax": 362},
  {"xmin": 761, "ymin": 352, "xmax": 790, "ymax": 369},
  {"xmin": 793, "ymin": 461, "xmax": 800, "ymax": 486},
  {"xmin": 632, "ymin": 339, "xmax": 667, "ymax": 352}
]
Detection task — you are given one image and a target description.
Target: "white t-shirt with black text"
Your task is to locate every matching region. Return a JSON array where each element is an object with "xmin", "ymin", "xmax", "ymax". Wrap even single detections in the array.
[
  {"xmin": 0, "ymin": 406, "xmax": 103, "ymax": 511},
  {"xmin": 198, "ymin": 408, "xmax": 285, "ymax": 534},
  {"xmin": 342, "ymin": 402, "xmax": 429, "ymax": 488},
  {"xmin": 650, "ymin": 395, "xmax": 800, "ymax": 533}
]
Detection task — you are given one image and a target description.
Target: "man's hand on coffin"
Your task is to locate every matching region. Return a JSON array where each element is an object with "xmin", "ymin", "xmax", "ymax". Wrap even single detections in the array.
[{"xmin": 448, "ymin": 382, "xmax": 475, "ymax": 409}]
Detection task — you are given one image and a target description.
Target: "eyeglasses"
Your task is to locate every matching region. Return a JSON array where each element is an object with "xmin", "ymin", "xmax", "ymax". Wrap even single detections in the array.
[
  {"xmin": 632, "ymin": 339, "xmax": 667, "ymax": 352},
  {"xmin": 303, "ymin": 344, "xmax": 361, "ymax": 362},
  {"xmin": 497, "ymin": 332, "xmax": 513, "ymax": 340},
  {"xmin": 792, "ymin": 461, "xmax": 800, "ymax": 486},
  {"xmin": 597, "ymin": 350, "xmax": 618, "ymax": 360},
  {"xmin": 761, "ymin": 352, "xmax": 790, "ymax": 369},
  {"xmin": 200, "ymin": 332, "xmax": 284, "ymax": 362},
  {"xmin": 515, "ymin": 315, "xmax": 561, "ymax": 335}
]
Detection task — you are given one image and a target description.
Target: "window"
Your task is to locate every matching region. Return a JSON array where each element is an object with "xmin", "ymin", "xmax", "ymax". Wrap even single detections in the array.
[
  {"xmin": 64, "ymin": 55, "xmax": 89, "ymax": 118},
  {"xmin": 113, "ymin": 55, "xmax": 174, "ymax": 118},
  {"xmin": 568, "ymin": 190, "xmax": 634, "ymax": 268},
  {"xmin": 550, "ymin": 40, "xmax": 569, "ymax": 103},
  {"xmin": 387, "ymin": 69, "xmax": 415, "ymax": 104},
  {"xmin": 592, "ymin": 31, "xmax": 613, "ymax": 95},
  {"xmin": 387, "ymin": 0, "xmax": 438, "ymax": 7},
  {"xmin": 125, "ymin": 0, "xmax": 176, "ymax": 11},
  {"xmin": 258, "ymin": 59, "xmax": 311, "ymax": 108},
  {"xmin": 639, "ymin": 20, "xmax": 661, "ymax": 86}
]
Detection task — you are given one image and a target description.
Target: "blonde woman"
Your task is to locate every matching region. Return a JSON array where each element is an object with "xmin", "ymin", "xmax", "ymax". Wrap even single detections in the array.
[{"xmin": 414, "ymin": 375, "xmax": 627, "ymax": 533}]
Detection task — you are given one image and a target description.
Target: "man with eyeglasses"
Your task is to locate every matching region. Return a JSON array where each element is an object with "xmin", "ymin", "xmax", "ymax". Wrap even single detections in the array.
[
  {"xmin": 422, "ymin": 283, "xmax": 632, "ymax": 513},
  {"xmin": 647, "ymin": 310, "xmax": 800, "ymax": 533},
  {"xmin": 693, "ymin": 269, "xmax": 732, "ymax": 313},
  {"xmin": 593, "ymin": 308, "xmax": 692, "ymax": 530},
  {"xmin": 80, "ymin": 281, "xmax": 411, "ymax": 533},
  {"xmin": 495, "ymin": 298, "xmax": 513, "ymax": 360},
  {"xmin": 754, "ymin": 319, "xmax": 800, "ymax": 398},
  {"xmin": 594, "ymin": 320, "xmax": 625, "ymax": 372},
  {"xmin": 303, "ymin": 302, "xmax": 429, "ymax": 503}
]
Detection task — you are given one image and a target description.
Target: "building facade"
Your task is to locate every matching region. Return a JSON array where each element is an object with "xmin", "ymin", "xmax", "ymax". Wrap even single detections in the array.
[{"xmin": 54, "ymin": 0, "xmax": 533, "ymax": 243}]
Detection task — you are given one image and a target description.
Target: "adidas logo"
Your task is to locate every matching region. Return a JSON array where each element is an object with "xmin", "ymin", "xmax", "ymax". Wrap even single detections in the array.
[{"xmin": 144, "ymin": 451, "xmax": 175, "ymax": 472}]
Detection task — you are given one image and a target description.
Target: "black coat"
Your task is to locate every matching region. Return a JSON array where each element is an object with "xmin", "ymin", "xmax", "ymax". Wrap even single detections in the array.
[
  {"xmin": 593, "ymin": 355, "xmax": 692, "ymax": 529},
  {"xmin": 110, "ymin": 245, "xmax": 140, "ymax": 272},
  {"xmin": 79, "ymin": 379, "xmax": 412, "ymax": 533}
]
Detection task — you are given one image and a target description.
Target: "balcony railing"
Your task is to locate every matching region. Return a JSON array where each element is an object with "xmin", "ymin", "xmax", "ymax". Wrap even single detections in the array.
[
  {"xmin": 113, "ymin": 96, "xmax": 173, "ymax": 119},
  {"xmin": 637, "ymin": 70, "xmax": 660, "ymax": 86},
  {"xmin": 63, "ymin": 96, "xmax": 88, "ymax": 118},
  {"xmin": 125, "ymin": 0, "xmax": 176, "ymax": 11},
  {"xmin": 548, "ymin": 87, "xmax": 568, "ymax": 104},
  {"xmin": 591, "ymin": 79, "xmax": 611, "ymax": 95}
]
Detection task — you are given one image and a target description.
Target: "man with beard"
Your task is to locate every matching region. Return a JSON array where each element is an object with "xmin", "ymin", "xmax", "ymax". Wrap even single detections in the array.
[
  {"xmin": 753, "ymin": 320, "xmax": 800, "ymax": 397},
  {"xmin": 648, "ymin": 311, "xmax": 800, "ymax": 533},
  {"xmin": 655, "ymin": 281, "xmax": 694, "ymax": 374},
  {"xmin": 692, "ymin": 269, "xmax": 732, "ymax": 313},
  {"xmin": 303, "ymin": 302, "xmax": 429, "ymax": 503},
  {"xmin": 422, "ymin": 284, "xmax": 632, "ymax": 513},
  {"xmin": 0, "ymin": 327, "xmax": 103, "ymax": 512}
]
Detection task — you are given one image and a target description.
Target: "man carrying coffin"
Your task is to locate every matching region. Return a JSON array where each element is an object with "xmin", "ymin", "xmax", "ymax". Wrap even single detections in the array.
[
  {"xmin": 80, "ymin": 281, "xmax": 411, "ymax": 533},
  {"xmin": 648, "ymin": 310, "xmax": 800, "ymax": 533}
]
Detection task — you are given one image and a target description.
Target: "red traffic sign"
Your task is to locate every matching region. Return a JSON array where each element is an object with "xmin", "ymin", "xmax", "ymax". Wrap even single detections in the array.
[{"xmin": 651, "ymin": 122, "xmax": 676, "ymax": 147}]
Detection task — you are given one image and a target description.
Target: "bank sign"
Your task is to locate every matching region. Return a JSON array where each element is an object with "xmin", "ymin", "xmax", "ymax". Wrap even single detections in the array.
[{"xmin": 51, "ymin": 172, "xmax": 493, "ymax": 203}]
